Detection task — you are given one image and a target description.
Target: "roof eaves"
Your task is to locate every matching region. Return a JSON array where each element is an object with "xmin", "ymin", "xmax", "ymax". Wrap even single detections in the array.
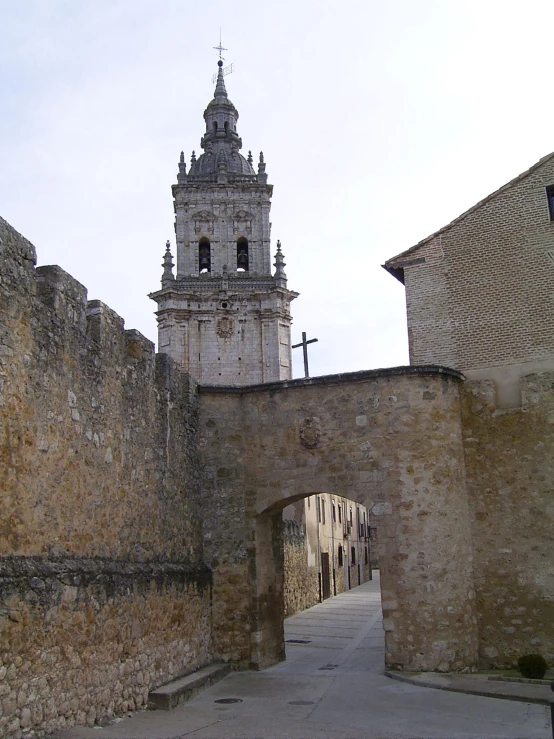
[{"xmin": 383, "ymin": 150, "xmax": 554, "ymax": 270}]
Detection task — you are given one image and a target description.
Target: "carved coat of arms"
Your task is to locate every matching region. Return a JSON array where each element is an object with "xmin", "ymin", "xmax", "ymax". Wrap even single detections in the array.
[
  {"xmin": 216, "ymin": 317, "xmax": 234, "ymax": 338},
  {"xmin": 299, "ymin": 417, "xmax": 322, "ymax": 449}
]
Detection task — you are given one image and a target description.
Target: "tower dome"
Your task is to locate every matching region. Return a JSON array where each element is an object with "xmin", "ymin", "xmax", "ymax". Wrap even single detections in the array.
[{"xmin": 188, "ymin": 61, "xmax": 256, "ymax": 181}]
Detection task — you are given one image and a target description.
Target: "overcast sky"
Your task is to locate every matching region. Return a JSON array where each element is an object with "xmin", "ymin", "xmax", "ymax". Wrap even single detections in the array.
[{"xmin": 1, "ymin": 0, "xmax": 553, "ymax": 378}]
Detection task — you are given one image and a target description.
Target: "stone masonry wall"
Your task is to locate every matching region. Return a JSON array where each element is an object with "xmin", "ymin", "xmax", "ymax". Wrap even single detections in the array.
[
  {"xmin": 460, "ymin": 373, "xmax": 554, "ymax": 667},
  {"xmin": 0, "ymin": 217, "xmax": 212, "ymax": 738},
  {"xmin": 283, "ymin": 520, "xmax": 318, "ymax": 617}
]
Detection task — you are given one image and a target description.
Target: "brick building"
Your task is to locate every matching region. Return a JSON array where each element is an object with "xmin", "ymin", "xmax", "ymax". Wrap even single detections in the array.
[{"xmin": 384, "ymin": 153, "xmax": 554, "ymax": 407}]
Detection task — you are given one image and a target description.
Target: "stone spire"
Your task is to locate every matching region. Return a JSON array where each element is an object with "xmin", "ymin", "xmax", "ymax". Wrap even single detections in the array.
[
  {"xmin": 161, "ymin": 240, "xmax": 174, "ymax": 286},
  {"xmin": 274, "ymin": 240, "xmax": 287, "ymax": 288},
  {"xmin": 177, "ymin": 151, "xmax": 187, "ymax": 184},
  {"xmin": 187, "ymin": 62, "xmax": 256, "ymax": 181},
  {"xmin": 213, "ymin": 60, "xmax": 228, "ymax": 99}
]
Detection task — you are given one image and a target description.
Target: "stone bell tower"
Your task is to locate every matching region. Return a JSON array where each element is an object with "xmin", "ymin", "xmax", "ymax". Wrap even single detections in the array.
[{"xmin": 150, "ymin": 61, "xmax": 298, "ymax": 385}]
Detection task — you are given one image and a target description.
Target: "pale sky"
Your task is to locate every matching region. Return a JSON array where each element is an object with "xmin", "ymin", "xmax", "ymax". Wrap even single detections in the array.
[{"xmin": 1, "ymin": 0, "xmax": 553, "ymax": 379}]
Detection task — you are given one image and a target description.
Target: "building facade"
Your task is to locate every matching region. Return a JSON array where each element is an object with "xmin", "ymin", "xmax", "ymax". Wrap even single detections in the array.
[
  {"xmin": 384, "ymin": 154, "xmax": 554, "ymax": 669},
  {"xmin": 149, "ymin": 61, "xmax": 297, "ymax": 385}
]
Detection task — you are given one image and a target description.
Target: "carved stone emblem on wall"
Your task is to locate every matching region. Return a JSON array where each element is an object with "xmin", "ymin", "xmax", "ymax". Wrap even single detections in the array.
[
  {"xmin": 216, "ymin": 317, "xmax": 234, "ymax": 338},
  {"xmin": 299, "ymin": 417, "xmax": 321, "ymax": 449},
  {"xmin": 232, "ymin": 209, "xmax": 253, "ymax": 235},
  {"xmin": 192, "ymin": 210, "xmax": 216, "ymax": 235}
]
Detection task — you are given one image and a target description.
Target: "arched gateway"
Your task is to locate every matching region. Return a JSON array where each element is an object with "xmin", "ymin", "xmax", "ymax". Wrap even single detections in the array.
[
  {"xmin": 198, "ymin": 365, "xmax": 479, "ymax": 672},
  {"xmin": 149, "ymin": 63, "xmax": 479, "ymax": 674}
]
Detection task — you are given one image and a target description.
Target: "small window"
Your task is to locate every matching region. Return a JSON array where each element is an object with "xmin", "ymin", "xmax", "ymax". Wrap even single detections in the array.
[
  {"xmin": 317, "ymin": 497, "xmax": 321, "ymax": 523},
  {"xmin": 338, "ymin": 505, "xmax": 342, "ymax": 523},
  {"xmin": 547, "ymin": 185, "xmax": 554, "ymax": 220},
  {"xmin": 338, "ymin": 545, "xmax": 343, "ymax": 567},
  {"xmin": 321, "ymin": 499, "xmax": 326, "ymax": 525},
  {"xmin": 332, "ymin": 501, "xmax": 336, "ymax": 522},
  {"xmin": 351, "ymin": 546, "xmax": 356, "ymax": 565}
]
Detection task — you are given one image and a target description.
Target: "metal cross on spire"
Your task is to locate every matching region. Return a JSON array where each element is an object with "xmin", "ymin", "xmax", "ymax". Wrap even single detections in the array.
[
  {"xmin": 292, "ymin": 332, "xmax": 319, "ymax": 378},
  {"xmin": 212, "ymin": 33, "xmax": 234, "ymax": 83},
  {"xmin": 213, "ymin": 31, "xmax": 227, "ymax": 62}
]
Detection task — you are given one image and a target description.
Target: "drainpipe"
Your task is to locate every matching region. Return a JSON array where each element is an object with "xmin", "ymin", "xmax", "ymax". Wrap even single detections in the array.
[{"xmin": 316, "ymin": 495, "xmax": 322, "ymax": 603}]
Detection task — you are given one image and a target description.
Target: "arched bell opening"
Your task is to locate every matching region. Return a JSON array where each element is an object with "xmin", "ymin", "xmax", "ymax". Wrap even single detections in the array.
[
  {"xmin": 236, "ymin": 238, "xmax": 249, "ymax": 272},
  {"xmin": 212, "ymin": 121, "xmax": 218, "ymax": 135},
  {"xmin": 224, "ymin": 121, "xmax": 229, "ymax": 135},
  {"xmin": 199, "ymin": 238, "xmax": 211, "ymax": 273}
]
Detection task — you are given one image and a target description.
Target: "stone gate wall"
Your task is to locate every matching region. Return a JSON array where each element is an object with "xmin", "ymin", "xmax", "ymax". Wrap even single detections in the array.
[
  {"xmin": 199, "ymin": 368, "xmax": 479, "ymax": 673},
  {"xmin": 461, "ymin": 374, "xmax": 554, "ymax": 667},
  {"xmin": 0, "ymin": 218, "xmax": 213, "ymax": 738}
]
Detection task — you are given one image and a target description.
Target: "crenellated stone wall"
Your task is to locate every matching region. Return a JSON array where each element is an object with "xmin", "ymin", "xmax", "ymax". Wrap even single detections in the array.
[{"xmin": 0, "ymin": 217, "xmax": 213, "ymax": 738}]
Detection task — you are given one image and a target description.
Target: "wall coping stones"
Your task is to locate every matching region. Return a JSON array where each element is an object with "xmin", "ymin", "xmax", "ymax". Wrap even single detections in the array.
[{"xmin": 197, "ymin": 364, "xmax": 465, "ymax": 395}]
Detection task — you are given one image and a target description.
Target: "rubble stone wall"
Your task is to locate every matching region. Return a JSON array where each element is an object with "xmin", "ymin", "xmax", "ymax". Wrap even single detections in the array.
[
  {"xmin": 0, "ymin": 218, "xmax": 212, "ymax": 738},
  {"xmin": 283, "ymin": 520, "xmax": 318, "ymax": 616},
  {"xmin": 461, "ymin": 373, "xmax": 554, "ymax": 667}
]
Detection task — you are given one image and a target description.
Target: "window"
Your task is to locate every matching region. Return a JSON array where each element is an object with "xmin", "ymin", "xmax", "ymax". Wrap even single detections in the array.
[
  {"xmin": 199, "ymin": 239, "xmax": 211, "ymax": 273},
  {"xmin": 547, "ymin": 185, "xmax": 554, "ymax": 220},
  {"xmin": 332, "ymin": 501, "xmax": 336, "ymax": 522},
  {"xmin": 317, "ymin": 496, "xmax": 321, "ymax": 523},
  {"xmin": 351, "ymin": 546, "xmax": 356, "ymax": 565},
  {"xmin": 338, "ymin": 545, "xmax": 343, "ymax": 567},
  {"xmin": 237, "ymin": 238, "xmax": 249, "ymax": 271},
  {"xmin": 338, "ymin": 505, "xmax": 342, "ymax": 523},
  {"xmin": 321, "ymin": 499, "xmax": 326, "ymax": 525}
]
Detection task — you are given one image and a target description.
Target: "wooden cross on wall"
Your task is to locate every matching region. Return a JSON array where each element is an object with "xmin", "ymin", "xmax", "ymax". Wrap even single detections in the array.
[{"xmin": 292, "ymin": 332, "xmax": 318, "ymax": 378}]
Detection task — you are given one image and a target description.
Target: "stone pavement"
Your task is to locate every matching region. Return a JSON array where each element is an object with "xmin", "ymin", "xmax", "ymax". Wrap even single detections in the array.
[{"xmin": 54, "ymin": 574, "xmax": 551, "ymax": 739}]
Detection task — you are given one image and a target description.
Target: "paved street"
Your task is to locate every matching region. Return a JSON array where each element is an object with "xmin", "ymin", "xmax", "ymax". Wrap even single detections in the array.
[{"xmin": 57, "ymin": 574, "xmax": 550, "ymax": 739}]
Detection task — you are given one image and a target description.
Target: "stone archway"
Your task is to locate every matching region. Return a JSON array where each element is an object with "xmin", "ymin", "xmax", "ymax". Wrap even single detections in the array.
[{"xmin": 198, "ymin": 367, "xmax": 479, "ymax": 672}]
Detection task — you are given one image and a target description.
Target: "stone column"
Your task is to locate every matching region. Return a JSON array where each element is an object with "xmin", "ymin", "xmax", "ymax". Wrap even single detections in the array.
[{"xmin": 249, "ymin": 511, "xmax": 286, "ymax": 669}]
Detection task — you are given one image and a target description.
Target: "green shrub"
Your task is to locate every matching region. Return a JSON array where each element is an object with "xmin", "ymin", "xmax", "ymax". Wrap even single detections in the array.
[{"xmin": 517, "ymin": 654, "xmax": 547, "ymax": 679}]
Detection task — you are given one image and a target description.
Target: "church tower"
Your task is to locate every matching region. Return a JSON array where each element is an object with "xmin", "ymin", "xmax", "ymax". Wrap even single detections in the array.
[{"xmin": 150, "ymin": 61, "xmax": 298, "ymax": 385}]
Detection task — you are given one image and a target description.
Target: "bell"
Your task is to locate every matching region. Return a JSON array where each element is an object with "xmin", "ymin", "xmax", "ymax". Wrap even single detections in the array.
[
  {"xmin": 200, "ymin": 254, "xmax": 210, "ymax": 267},
  {"xmin": 237, "ymin": 249, "xmax": 248, "ymax": 269}
]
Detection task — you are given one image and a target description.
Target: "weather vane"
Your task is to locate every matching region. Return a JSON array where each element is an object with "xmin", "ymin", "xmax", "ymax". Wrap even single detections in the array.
[
  {"xmin": 213, "ymin": 31, "xmax": 227, "ymax": 62},
  {"xmin": 212, "ymin": 32, "xmax": 234, "ymax": 83}
]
